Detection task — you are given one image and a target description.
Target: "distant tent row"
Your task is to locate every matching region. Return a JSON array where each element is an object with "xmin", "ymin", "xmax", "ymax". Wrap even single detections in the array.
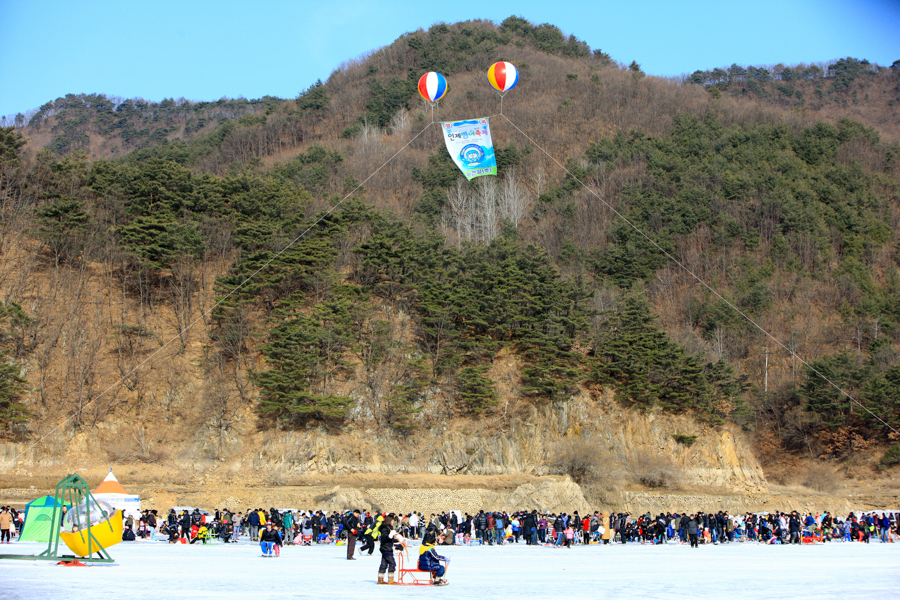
[{"xmin": 17, "ymin": 469, "xmax": 141, "ymax": 543}]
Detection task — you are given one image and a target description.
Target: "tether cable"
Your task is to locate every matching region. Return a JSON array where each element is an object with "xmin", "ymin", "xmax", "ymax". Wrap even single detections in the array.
[
  {"xmin": 14, "ymin": 119, "xmax": 436, "ymax": 462},
  {"xmin": 500, "ymin": 112, "xmax": 898, "ymax": 435}
]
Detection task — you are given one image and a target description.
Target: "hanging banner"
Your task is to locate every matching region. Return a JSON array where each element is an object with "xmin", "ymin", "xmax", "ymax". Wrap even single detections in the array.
[{"xmin": 441, "ymin": 117, "xmax": 497, "ymax": 180}]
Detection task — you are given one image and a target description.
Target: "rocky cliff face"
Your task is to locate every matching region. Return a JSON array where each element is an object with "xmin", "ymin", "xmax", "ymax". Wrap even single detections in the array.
[
  {"xmin": 2, "ymin": 386, "xmax": 767, "ymax": 510},
  {"xmin": 248, "ymin": 387, "xmax": 767, "ymax": 494}
]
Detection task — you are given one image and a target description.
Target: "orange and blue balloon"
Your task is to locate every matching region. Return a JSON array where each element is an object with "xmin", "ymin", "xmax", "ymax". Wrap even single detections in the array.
[
  {"xmin": 487, "ymin": 62, "xmax": 519, "ymax": 93},
  {"xmin": 418, "ymin": 72, "xmax": 448, "ymax": 103}
]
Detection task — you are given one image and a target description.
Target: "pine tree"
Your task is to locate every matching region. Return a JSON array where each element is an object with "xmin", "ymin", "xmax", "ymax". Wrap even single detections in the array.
[
  {"xmin": 457, "ymin": 365, "xmax": 498, "ymax": 412},
  {"xmin": 0, "ymin": 302, "xmax": 31, "ymax": 438},
  {"xmin": 36, "ymin": 197, "xmax": 90, "ymax": 263},
  {"xmin": 589, "ymin": 291, "xmax": 740, "ymax": 421},
  {"xmin": 252, "ymin": 290, "xmax": 356, "ymax": 425},
  {"xmin": 0, "ymin": 357, "xmax": 28, "ymax": 437}
]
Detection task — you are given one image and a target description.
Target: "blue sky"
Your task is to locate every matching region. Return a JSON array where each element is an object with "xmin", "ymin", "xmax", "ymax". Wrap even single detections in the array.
[{"xmin": 1, "ymin": 0, "xmax": 898, "ymax": 118}]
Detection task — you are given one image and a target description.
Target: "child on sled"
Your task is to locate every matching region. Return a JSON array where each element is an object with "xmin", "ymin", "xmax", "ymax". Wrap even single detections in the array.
[{"xmin": 419, "ymin": 531, "xmax": 450, "ymax": 585}]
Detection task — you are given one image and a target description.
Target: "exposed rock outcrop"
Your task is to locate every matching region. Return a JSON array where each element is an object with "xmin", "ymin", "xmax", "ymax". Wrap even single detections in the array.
[
  {"xmin": 4, "ymin": 387, "xmax": 767, "ymax": 503},
  {"xmin": 247, "ymin": 388, "xmax": 766, "ymax": 494}
]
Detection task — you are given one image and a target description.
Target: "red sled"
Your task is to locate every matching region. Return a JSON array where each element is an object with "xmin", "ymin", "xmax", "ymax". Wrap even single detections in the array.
[{"xmin": 396, "ymin": 552, "xmax": 437, "ymax": 585}]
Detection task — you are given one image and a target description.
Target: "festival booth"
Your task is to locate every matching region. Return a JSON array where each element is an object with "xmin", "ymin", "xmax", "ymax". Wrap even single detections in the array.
[
  {"xmin": 18, "ymin": 495, "xmax": 67, "ymax": 542},
  {"xmin": 92, "ymin": 469, "xmax": 141, "ymax": 521}
]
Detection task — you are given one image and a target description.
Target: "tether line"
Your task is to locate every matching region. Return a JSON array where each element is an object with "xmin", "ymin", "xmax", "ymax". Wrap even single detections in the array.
[
  {"xmin": 500, "ymin": 112, "xmax": 898, "ymax": 435},
  {"xmin": 14, "ymin": 120, "xmax": 436, "ymax": 462}
]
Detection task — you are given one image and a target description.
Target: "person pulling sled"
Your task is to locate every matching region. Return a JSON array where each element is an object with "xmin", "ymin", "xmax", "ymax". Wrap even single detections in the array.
[{"xmin": 376, "ymin": 514, "xmax": 407, "ymax": 585}]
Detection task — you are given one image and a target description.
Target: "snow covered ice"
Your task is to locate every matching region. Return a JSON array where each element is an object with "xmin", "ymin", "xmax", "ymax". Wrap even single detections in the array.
[{"xmin": 2, "ymin": 539, "xmax": 899, "ymax": 599}]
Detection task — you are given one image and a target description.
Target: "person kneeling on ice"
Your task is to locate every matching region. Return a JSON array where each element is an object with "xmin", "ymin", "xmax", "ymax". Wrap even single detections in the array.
[
  {"xmin": 190, "ymin": 524, "xmax": 210, "ymax": 544},
  {"xmin": 260, "ymin": 522, "xmax": 281, "ymax": 557},
  {"xmin": 376, "ymin": 514, "xmax": 407, "ymax": 585},
  {"xmin": 418, "ymin": 532, "xmax": 450, "ymax": 585}
]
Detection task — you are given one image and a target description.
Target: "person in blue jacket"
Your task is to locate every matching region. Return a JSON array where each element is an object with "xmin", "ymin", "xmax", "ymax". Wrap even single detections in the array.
[
  {"xmin": 248, "ymin": 509, "xmax": 261, "ymax": 541},
  {"xmin": 418, "ymin": 531, "xmax": 449, "ymax": 586}
]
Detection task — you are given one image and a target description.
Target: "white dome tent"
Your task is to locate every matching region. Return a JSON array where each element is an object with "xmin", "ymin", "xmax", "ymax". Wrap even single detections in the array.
[{"xmin": 92, "ymin": 468, "xmax": 141, "ymax": 521}]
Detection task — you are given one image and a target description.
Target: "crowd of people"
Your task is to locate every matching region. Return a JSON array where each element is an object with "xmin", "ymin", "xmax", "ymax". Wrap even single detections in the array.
[
  {"xmin": 118, "ymin": 505, "xmax": 900, "ymax": 549},
  {"xmin": 3, "ymin": 502, "xmax": 898, "ymax": 585},
  {"xmin": 4, "ymin": 503, "xmax": 898, "ymax": 550}
]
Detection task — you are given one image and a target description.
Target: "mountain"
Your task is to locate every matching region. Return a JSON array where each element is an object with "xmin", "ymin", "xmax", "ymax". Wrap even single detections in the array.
[{"xmin": 1, "ymin": 17, "xmax": 899, "ymax": 494}]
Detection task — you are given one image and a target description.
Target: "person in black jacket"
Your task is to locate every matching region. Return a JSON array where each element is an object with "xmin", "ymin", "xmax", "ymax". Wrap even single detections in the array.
[
  {"xmin": 359, "ymin": 513, "xmax": 376, "ymax": 555},
  {"xmin": 821, "ymin": 512, "xmax": 833, "ymax": 542},
  {"xmin": 715, "ymin": 512, "xmax": 726, "ymax": 544},
  {"xmin": 474, "ymin": 511, "xmax": 487, "ymax": 545},
  {"xmin": 789, "ymin": 512, "xmax": 801, "ymax": 544},
  {"xmin": 376, "ymin": 514, "xmax": 406, "ymax": 585},
  {"xmin": 180, "ymin": 511, "xmax": 192, "ymax": 543},
  {"xmin": 163, "ymin": 521, "xmax": 179, "ymax": 544},
  {"xmin": 311, "ymin": 512, "xmax": 321, "ymax": 539},
  {"xmin": 523, "ymin": 511, "xmax": 536, "ymax": 545},
  {"xmin": 687, "ymin": 514, "xmax": 699, "ymax": 548},
  {"xmin": 268, "ymin": 508, "xmax": 281, "ymax": 528},
  {"xmin": 146, "ymin": 510, "xmax": 157, "ymax": 539},
  {"xmin": 344, "ymin": 510, "xmax": 360, "ymax": 560},
  {"xmin": 680, "ymin": 513, "xmax": 690, "ymax": 543},
  {"xmin": 260, "ymin": 523, "xmax": 281, "ymax": 556}
]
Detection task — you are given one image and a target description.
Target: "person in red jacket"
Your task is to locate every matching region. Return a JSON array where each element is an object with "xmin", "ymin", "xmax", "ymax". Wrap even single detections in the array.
[
  {"xmin": 582, "ymin": 515, "xmax": 591, "ymax": 544},
  {"xmin": 486, "ymin": 512, "xmax": 496, "ymax": 546}
]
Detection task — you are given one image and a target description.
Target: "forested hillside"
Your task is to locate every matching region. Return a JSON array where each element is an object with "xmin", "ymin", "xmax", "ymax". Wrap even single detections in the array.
[{"xmin": 1, "ymin": 17, "xmax": 899, "ymax": 473}]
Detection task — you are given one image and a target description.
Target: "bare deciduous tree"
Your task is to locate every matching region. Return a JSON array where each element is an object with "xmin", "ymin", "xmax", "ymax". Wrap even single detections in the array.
[
  {"xmin": 201, "ymin": 361, "xmax": 247, "ymax": 459},
  {"xmin": 475, "ymin": 177, "xmax": 499, "ymax": 242},
  {"xmin": 498, "ymin": 169, "xmax": 532, "ymax": 229}
]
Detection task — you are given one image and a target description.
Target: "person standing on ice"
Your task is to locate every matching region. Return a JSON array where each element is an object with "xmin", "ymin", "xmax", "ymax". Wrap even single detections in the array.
[
  {"xmin": 231, "ymin": 512, "xmax": 242, "ymax": 543},
  {"xmin": 600, "ymin": 512, "xmax": 612, "ymax": 545},
  {"xmin": 282, "ymin": 510, "xmax": 294, "ymax": 545},
  {"xmin": 0, "ymin": 506, "xmax": 13, "ymax": 544},
  {"xmin": 344, "ymin": 509, "xmax": 360, "ymax": 559},
  {"xmin": 687, "ymin": 514, "xmax": 700, "ymax": 548},
  {"xmin": 376, "ymin": 514, "xmax": 407, "ymax": 585},
  {"xmin": 247, "ymin": 509, "xmax": 260, "ymax": 541},
  {"xmin": 788, "ymin": 512, "xmax": 801, "ymax": 544},
  {"xmin": 408, "ymin": 511, "xmax": 418, "ymax": 539},
  {"xmin": 180, "ymin": 510, "xmax": 192, "ymax": 543},
  {"xmin": 474, "ymin": 510, "xmax": 487, "ymax": 544},
  {"xmin": 553, "ymin": 514, "xmax": 565, "ymax": 547}
]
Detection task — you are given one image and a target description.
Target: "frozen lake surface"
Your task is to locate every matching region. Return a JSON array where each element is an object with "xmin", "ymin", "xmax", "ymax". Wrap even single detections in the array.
[{"xmin": 2, "ymin": 538, "xmax": 899, "ymax": 599}]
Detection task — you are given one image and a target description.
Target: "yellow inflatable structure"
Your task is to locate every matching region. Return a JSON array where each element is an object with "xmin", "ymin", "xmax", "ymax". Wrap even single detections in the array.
[{"xmin": 59, "ymin": 510, "xmax": 123, "ymax": 557}]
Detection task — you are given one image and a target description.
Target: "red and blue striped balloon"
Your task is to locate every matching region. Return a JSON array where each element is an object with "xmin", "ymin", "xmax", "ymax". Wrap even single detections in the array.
[
  {"xmin": 418, "ymin": 72, "xmax": 448, "ymax": 102},
  {"xmin": 487, "ymin": 62, "xmax": 519, "ymax": 93}
]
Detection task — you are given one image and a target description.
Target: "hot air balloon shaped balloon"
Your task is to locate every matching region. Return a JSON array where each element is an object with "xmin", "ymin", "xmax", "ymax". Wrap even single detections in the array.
[
  {"xmin": 418, "ymin": 72, "xmax": 448, "ymax": 103},
  {"xmin": 487, "ymin": 62, "xmax": 519, "ymax": 93}
]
